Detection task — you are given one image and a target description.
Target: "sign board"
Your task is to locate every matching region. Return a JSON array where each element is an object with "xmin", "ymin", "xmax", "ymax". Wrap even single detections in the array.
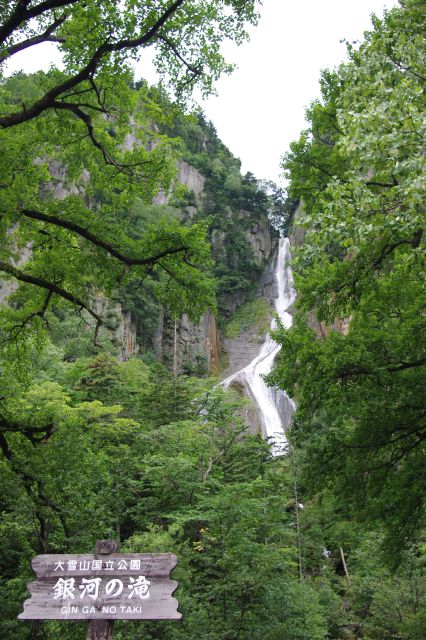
[{"xmin": 18, "ymin": 553, "xmax": 180, "ymax": 621}]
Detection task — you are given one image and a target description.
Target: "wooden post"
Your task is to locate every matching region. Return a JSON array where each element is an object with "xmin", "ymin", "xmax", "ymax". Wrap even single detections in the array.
[
  {"xmin": 86, "ymin": 620, "xmax": 115, "ymax": 640},
  {"xmin": 339, "ymin": 546, "xmax": 351, "ymax": 585},
  {"xmin": 86, "ymin": 540, "xmax": 120, "ymax": 640}
]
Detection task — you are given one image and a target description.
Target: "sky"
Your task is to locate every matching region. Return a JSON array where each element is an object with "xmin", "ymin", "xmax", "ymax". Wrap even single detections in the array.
[
  {"xmin": 191, "ymin": 0, "xmax": 399, "ymax": 183},
  {"xmin": 5, "ymin": 0, "xmax": 398, "ymax": 184}
]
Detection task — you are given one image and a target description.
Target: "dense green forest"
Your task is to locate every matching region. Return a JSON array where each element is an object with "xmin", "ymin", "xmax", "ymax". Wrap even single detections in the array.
[{"xmin": 0, "ymin": 1, "xmax": 425, "ymax": 639}]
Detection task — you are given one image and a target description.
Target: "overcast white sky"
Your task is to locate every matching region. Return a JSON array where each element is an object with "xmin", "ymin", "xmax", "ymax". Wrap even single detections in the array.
[
  {"xmin": 192, "ymin": 0, "xmax": 399, "ymax": 183},
  {"xmin": 6, "ymin": 0, "xmax": 398, "ymax": 183}
]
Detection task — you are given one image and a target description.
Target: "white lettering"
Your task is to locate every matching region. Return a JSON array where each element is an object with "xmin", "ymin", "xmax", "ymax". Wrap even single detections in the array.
[
  {"xmin": 79, "ymin": 577, "xmax": 101, "ymax": 600},
  {"xmin": 52, "ymin": 578, "xmax": 76, "ymax": 600},
  {"xmin": 82, "ymin": 606, "xmax": 96, "ymax": 614},
  {"xmin": 105, "ymin": 578, "xmax": 123, "ymax": 597},
  {"xmin": 128, "ymin": 576, "xmax": 150, "ymax": 599},
  {"xmin": 62, "ymin": 605, "xmax": 79, "ymax": 614}
]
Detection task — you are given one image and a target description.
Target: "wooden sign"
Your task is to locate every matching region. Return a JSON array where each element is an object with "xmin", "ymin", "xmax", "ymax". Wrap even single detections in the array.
[{"xmin": 19, "ymin": 552, "xmax": 180, "ymax": 621}]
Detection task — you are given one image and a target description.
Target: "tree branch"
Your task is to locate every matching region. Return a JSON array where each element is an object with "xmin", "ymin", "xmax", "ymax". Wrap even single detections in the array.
[
  {"xmin": 3, "ymin": 289, "xmax": 53, "ymax": 343},
  {"xmin": 0, "ymin": 415, "xmax": 56, "ymax": 443},
  {"xmin": 0, "ymin": 432, "xmax": 12, "ymax": 460},
  {"xmin": 387, "ymin": 53, "xmax": 426, "ymax": 82},
  {"xmin": 366, "ymin": 178, "xmax": 398, "ymax": 188},
  {"xmin": 156, "ymin": 33, "xmax": 202, "ymax": 76},
  {"xmin": 0, "ymin": 259, "xmax": 102, "ymax": 332},
  {"xmin": 0, "ymin": 14, "xmax": 66, "ymax": 63},
  {"xmin": 0, "ymin": 0, "xmax": 186, "ymax": 129},
  {"xmin": 0, "ymin": 0, "xmax": 78, "ymax": 46},
  {"xmin": 372, "ymin": 230, "xmax": 423, "ymax": 268},
  {"xmin": 387, "ymin": 358, "xmax": 426, "ymax": 373},
  {"xmin": 20, "ymin": 208, "xmax": 189, "ymax": 265}
]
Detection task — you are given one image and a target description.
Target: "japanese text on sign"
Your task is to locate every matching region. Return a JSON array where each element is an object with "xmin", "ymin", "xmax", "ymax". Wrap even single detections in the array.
[
  {"xmin": 52, "ymin": 576, "xmax": 150, "ymax": 601},
  {"xmin": 52, "ymin": 558, "xmax": 142, "ymax": 572}
]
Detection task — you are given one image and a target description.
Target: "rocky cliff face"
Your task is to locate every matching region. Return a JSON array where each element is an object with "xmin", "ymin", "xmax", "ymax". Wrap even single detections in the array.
[
  {"xmin": 247, "ymin": 219, "xmax": 272, "ymax": 265},
  {"xmin": 92, "ymin": 161, "xmax": 207, "ymax": 364},
  {"xmin": 153, "ymin": 204, "xmax": 274, "ymax": 375},
  {"xmin": 289, "ymin": 201, "xmax": 306, "ymax": 249},
  {"xmin": 153, "ymin": 160, "xmax": 205, "ymax": 207},
  {"xmin": 39, "ymin": 160, "xmax": 94, "ymax": 206},
  {"xmin": 0, "ymin": 241, "xmax": 32, "ymax": 304},
  {"xmin": 1, "ymin": 106, "xmax": 276, "ymax": 374},
  {"xmin": 135, "ymin": 154, "xmax": 275, "ymax": 375},
  {"xmin": 92, "ymin": 295, "xmax": 139, "ymax": 361},
  {"xmin": 219, "ymin": 245, "xmax": 277, "ymax": 382},
  {"xmin": 154, "ymin": 310, "xmax": 220, "ymax": 375}
]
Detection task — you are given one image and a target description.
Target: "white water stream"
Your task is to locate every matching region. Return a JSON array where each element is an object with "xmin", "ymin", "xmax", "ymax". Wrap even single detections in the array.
[{"xmin": 222, "ymin": 237, "xmax": 296, "ymax": 454}]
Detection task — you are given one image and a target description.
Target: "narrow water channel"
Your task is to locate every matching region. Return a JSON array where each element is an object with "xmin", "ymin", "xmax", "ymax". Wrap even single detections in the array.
[{"xmin": 222, "ymin": 237, "xmax": 296, "ymax": 454}]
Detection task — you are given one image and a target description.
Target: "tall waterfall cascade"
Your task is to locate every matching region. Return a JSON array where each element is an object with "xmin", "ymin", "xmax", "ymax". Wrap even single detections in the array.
[{"xmin": 222, "ymin": 237, "xmax": 296, "ymax": 453}]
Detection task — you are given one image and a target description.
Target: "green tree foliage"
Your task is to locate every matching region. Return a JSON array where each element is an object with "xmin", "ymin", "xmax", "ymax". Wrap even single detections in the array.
[
  {"xmin": 3, "ymin": 3, "xmax": 426, "ymax": 638},
  {"xmin": 0, "ymin": 1, "xmax": 263, "ymax": 347},
  {"xmin": 5, "ymin": 338, "xmax": 423, "ymax": 639},
  {"xmin": 0, "ymin": 339, "xmax": 331, "ymax": 640},
  {"xmin": 270, "ymin": 0, "xmax": 426, "ymax": 557}
]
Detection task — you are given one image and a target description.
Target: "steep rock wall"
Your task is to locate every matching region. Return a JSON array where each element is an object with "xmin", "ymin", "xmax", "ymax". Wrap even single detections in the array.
[
  {"xmin": 156, "ymin": 218, "xmax": 274, "ymax": 375},
  {"xmin": 146, "ymin": 156, "xmax": 275, "ymax": 374},
  {"xmin": 153, "ymin": 160, "xmax": 205, "ymax": 207},
  {"xmin": 2, "ymin": 128, "xmax": 274, "ymax": 372},
  {"xmin": 219, "ymin": 243, "xmax": 278, "ymax": 382}
]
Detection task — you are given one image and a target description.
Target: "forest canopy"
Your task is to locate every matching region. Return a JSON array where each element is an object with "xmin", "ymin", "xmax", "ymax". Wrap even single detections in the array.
[
  {"xmin": 269, "ymin": 0, "xmax": 426, "ymax": 559},
  {"xmin": 1, "ymin": 2, "xmax": 426, "ymax": 640}
]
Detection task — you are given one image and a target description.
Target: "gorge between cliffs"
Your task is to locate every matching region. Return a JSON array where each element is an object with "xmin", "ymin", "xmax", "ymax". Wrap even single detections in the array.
[{"xmin": 221, "ymin": 237, "xmax": 296, "ymax": 452}]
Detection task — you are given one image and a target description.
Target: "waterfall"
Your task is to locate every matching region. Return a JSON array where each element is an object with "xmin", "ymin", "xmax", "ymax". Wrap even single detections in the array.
[{"xmin": 222, "ymin": 237, "xmax": 296, "ymax": 454}]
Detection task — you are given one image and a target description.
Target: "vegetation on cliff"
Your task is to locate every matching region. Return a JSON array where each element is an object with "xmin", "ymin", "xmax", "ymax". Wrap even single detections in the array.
[
  {"xmin": 1, "ymin": 1, "xmax": 425, "ymax": 639},
  {"xmin": 0, "ymin": 0, "xmax": 264, "ymax": 352},
  {"xmin": 163, "ymin": 110, "xmax": 281, "ymax": 315},
  {"xmin": 224, "ymin": 297, "xmax": 271, "ymax": 339}
]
